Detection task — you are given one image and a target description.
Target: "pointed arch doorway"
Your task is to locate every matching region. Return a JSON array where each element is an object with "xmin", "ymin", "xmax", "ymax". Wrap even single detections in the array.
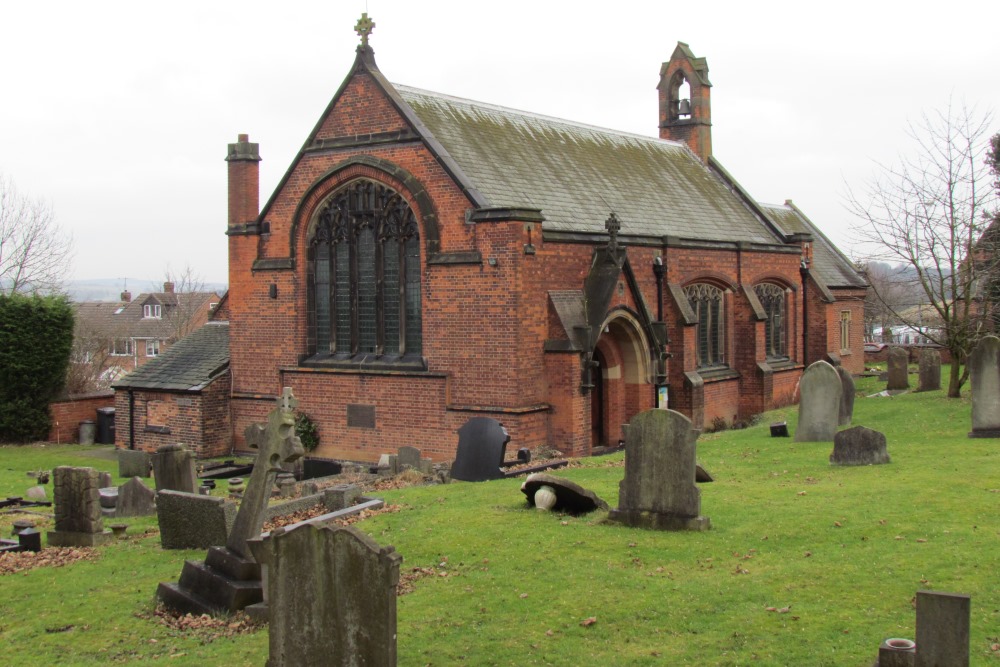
[{"xmin": 590, "ymin": 312, "xmax": 656, "ymax": 450}]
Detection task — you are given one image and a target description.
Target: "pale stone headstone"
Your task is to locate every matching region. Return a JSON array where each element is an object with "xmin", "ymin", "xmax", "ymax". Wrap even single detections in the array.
[
  {"xmin": 968, "ymin": 335, "xmax": 1000, "ymax": 438},
  {"xmin": 520, "ymin": 473, "xmax": 608, "ymax": 514},
  {"xmin": 836, "ymin": 365, "xmax": 855, "ymax": 427},
  {"xmin": 156, "ymin": 490, "xmax": 237, "ymax": 549},
  {"xmin": 886, "ymin": 347, "xmax": 910, "ymax": 390},
  {"xmin": 151, "ymin": 444, "xmax": 198, "ymax": 493},
  {"xmin": 608, "ymin": 409, "xmax": 710, "ymax": 531},
  {"xmin": 795, "ymin": 360, "xmax": 843, "ymax": 442},
  {"xmin": 47, "ymin": 466, "xmax": 112, "ymax": 547},
  {"xmin": 917, "ymin": 349, "xmax": 942, "ymax": 392},
  {"xmin": 830, "ymin": 426, "xmax": 890, "ymax": 466},
  {"xmin": 397, "ymin": 446, "xmax": 421, "ymax": 470},
  {"xmin": 450, "ymin": 417, "xmax": 510, "ymax": 482},
  {"xmin": 249, "ymin": 523, "xmax": 402, "ymax": 667},
  {"xmin": 26, "ymin": 486, "xmax": 46, "ymax": 501},
  {"xmin": 115, "ymin": 477, "xmax": 157, "ymax": 518},
  {"xmin": 118, "ymin": 449, "xmax": 151, "ymax": 478},
  {"xmin": 915, "ymin": 590, "xmax": 970, "ymax": 667},
  {"xmin": 98, "ymin": 471, "xmax": 112, "ymax": 488}
]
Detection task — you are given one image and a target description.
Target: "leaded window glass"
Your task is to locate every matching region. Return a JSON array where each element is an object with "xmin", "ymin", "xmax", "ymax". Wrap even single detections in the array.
[
  {"xmin": 308, "ymin": 179, "xmax": 421, "ymax": 359},
  {"xmin": 754, "ymin": 282, "xmax": 788, "ymax": 359},
  {"xmin": 684, "ymin": 283, "xmax": 725, "ymax": 368}
]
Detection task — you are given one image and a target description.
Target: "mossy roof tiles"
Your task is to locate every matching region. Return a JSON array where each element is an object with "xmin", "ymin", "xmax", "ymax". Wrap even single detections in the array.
[{"xmin": 113, "ymin": 322, "xmax": 229, "ymax": 392}]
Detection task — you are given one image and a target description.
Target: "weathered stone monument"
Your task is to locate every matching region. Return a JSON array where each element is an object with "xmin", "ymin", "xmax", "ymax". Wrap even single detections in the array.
[
  {"xmin": 118, "ymin": 449, "xmax": 151, "ymax": 478},
  {"xmin": 916, "ymin": 348, "xmax": 942, "ymax": 392},
  {"xmin": 830, "ymin": 426, "xmax": 890, "ymax": 466},
  {"xmin": 157, "ymin": 388, "xmax": 304, "ymax": 615},
  {"xmin": 914, "ymin": 590, "xmax": 970, "ymax": 667},
  {"xmin": 397, "ymin": 445, "xmax": 421, "ymax": 470},
  {"xmin": 450, "ymin": 417, "xmax": 510, "ymax": 482},
  {"xmin": 157, "ymin": 490, "xmax": 237, "ymax": 549},
  {"xmin": 248, "ymin": 523, "xmax": 402, "ymax": 667},
  {"xmin": 115, "ymin": 477, "xmax": 157, "ymax": 518},
  {"xmin": 886, "ymin": 347, "xmax": 910, "ymax": 391},
  {"xmin": 608, "ymin": 409, "xmax": 710, "ymax": 531},
  {"xmin": 836, "ymin": 364, "xmax": 855, "ymax": 427},
  {"xmin": 47, "ymin": 466, "xmax": 113, "ymax": 547},
  {"xmin": 794, "ymin": 360, "xmax": 842, "ymax": 442},
  {"xmin": 968, "ymin": 335, "xmax": 1000, "ymax": 438},
  {"xmin": 151, "ymin": 443, "xmax": 198, "ymax": 493}
]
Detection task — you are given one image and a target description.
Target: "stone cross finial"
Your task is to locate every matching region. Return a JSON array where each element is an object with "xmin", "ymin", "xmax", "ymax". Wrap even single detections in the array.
[
  {"xmin": 605, "ymin": 212, "xmax": 621, "ymax": 253},
  {"xmin": 355, "ymin": 12, "xmax": 375, "ymax": 47},
  {"xmin": 279, "ymin": 386, "xmax": 298, "ymax": 412}
]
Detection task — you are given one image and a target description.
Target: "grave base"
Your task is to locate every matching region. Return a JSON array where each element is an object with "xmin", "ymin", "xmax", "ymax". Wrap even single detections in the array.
[
  {"xmin": 967, "ymin": 427, "xmax": 1000, "ymax": 438},
  {"xmin": 157, "ymin": 546, "xmax": 262, "ymax": 616},
  {"xmin": 46, "ymin": 530, "xmax": 113, "ymax": 547},
  {"xmin": 608, "ymin": 509, "xmax": 711, "ymax": 531}
]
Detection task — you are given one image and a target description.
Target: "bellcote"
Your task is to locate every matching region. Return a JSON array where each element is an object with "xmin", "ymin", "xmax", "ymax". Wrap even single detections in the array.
[{"xmin": 658, "ymin": 42, "xmax": 712, "ymax": 162}]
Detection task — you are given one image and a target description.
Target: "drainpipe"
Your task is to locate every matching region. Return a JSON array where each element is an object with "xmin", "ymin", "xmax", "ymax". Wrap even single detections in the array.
[
  {"xmin": 128, "ymin": 390, "xmax": 136, "ymax": 450},
  {"xmin": 653, "ymin": 256, "xmax": 666, "ymax": 406},
  {"xmin": 800, "ymin": 259, "xmax": 810, "ymax": 366}
]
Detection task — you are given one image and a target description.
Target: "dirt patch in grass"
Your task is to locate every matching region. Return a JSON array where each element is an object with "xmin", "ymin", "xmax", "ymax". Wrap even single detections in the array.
[
  {"xmin": 142, "ymin": 605, "xmax": 261, "ymax": 642},
  {"xmin": 0, "ymin": 546, "xmax": 99, "ymax": 575},
  {"xmin": 263, "ymin": 503, "xmax": 405, "ymax": 533}
]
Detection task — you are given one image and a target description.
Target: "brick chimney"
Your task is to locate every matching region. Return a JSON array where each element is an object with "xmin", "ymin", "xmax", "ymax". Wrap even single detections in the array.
[
  {"xmin": 121, "ymin": 290, "xmax": 132, "ymax": 303},
  {"xmin": 226, "ymin": 133, "xmax": 261, "ymax": 232},
  {"xmin": 658, "ymin": 42, "xmax": 713, "ymax": 162},
  {"xmin": 163, "ymin": 281, "xmax": 175, "ymax": 293}
]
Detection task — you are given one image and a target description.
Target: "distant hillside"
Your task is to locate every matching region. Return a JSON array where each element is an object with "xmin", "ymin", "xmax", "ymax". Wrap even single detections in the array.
[{"xmin": 66, "ymin": 278, "xmax": 228, "ymax": 302}]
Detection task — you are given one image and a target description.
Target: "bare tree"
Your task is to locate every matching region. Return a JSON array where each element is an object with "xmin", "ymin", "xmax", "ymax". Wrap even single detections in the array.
[
  {"xmin": 859, "ymin": 261, "xmax": 917, "ymax": 342},
  {"xmin": 0, "ymin": 174, "xmax": 73, "ymax": 295},
  {"xmin": 849, "ymin": 103, "xmax": 998, "ymax": 397},
  {"xmin": 156, "ymin": 264, "xmax": 216, "ymax": 343}
]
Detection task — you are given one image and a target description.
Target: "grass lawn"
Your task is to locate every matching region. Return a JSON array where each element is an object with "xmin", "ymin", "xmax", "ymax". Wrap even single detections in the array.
[{"xmin": 0, "ymin": 372, "xmax": 998, "ymax": 665}]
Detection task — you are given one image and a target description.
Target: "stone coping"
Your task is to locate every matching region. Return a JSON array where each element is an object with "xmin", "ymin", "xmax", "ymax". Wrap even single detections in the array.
[{"xmin": 259, "ymin": 498, "xmax": 384, "ymax": 540}]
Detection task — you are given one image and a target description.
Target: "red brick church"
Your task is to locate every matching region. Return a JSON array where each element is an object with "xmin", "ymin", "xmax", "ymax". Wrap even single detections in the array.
[{"xmin": 219, "ymin": 17, "xmax": 865, "ymax": 462}]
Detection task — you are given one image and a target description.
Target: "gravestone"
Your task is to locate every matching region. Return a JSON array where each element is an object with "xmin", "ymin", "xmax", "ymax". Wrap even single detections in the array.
[
  {"xmin": 156, "ymin": 490, "xmax": 237, "ymax": 549},
  {"xmin": 157, "ymin": 388, "xmax": 304, "ymax": 615},
  {"xmin": 830, "ymin": 426, "xmax": 890, "ymax": 466},
  {"xmin": 115, "ymin": 477, "xmax": 157, "ymax": 518},
  {"xmin": 25, "ymin": 486, "xmax": 46, "ymax": 501},
  {"xmin": 98, "ymin": 486, "xmax": 118, "ymax": 517},
  {"xmin": 46, "ymin": 466, "xmax": 112, "ymax": 547},
  {"xmin": 248, "ymin": 523, "xmax": 402, "ymax": 667},
  {"xmin": 450, "ymin": 417, "xmax": 510, "ymax": 482},
  {"xmin": 917, "ymin": 349, "xmax": 942, "ymax": 392},
  {"xmin": 118, "ymin": 449, "xmax": 151, "ymax": 478},
  {"xmin": 794, "ymin": 360, "xmax": 843, "ymax": 442},
  {"xmin": 151, "ymin": 444, "xmax": 198, "ymax": 493},
  {"xmin": 915, "ymin": 590, "xmax": 970, "ymax": 667},
  {"xmin": 836, "ymin": 365, "xmax": 855, "ymax": 427},
  {"xmin": 886, "ymin": 347, "xmax": 910, "ymax": 391},
  {"xmin": 323, "ymin": 484, "xmax": 362, "ymax": 512},
  {"xmin": 397, "ymin": 446, "xmax": 422, "ymax": 470},
  {"xmin": 608, "ymin": 409, "xmax": 710, "ymax": 531},
  {"xmin": 968, "ymin": 335, "xmax": 1000, "ymax": 438},
  {"xmin": 520, "ymin": 473, "xmax": 608, "ymax": 514},
  {"xmin": 98, "ymin": 471, "xmax": 112, "ymax": 488}
]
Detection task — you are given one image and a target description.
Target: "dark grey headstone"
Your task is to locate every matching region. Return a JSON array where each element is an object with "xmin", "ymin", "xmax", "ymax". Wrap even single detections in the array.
[
  {"xmin": 450, "ymin": 417, "xmax": 510, "ymax": 482},
  {"xmin": 152, "ymin": 444, "xmax": 198, "ymax": 494},
  {"xmin": 609, "ymin": 409, "xmax": 710, "ymax": 531},
  {"xmin": 795, "ymin": 360, "xmax": 843, "ymax": 442},
  {"xmin": 116, "ymin": 477, "xmax": 156, "ymax": 518},
  {"xmin": 47, "ymin": 466, "xmax": 112, "ymax": 547},
  {"xmin": 156, "ymin": 489, "xmax": 237, "ymax": 549},
  {"xmin": 836, "ymin": 365, "xmax": 855, "ymax": 427},
  {"xmin": 915, "ymin": 590, "xmax": 970, "ymax": 667},
  {"xmin": 968, "ymin": 335, "xmax": 1000, "ymax": 438},
  {"xmin": 830, "ymin": 426, "xmax": 890, "ymax": 466},
  {"xmin": 917, "ymin": 349, "xmax": 942, "ymax": 392},
  {"xmin": 520, "ymin": 473, "xmax": 609, "ymax": 514},
  {"xmin": 250, "ymin": 523, "xmax": 402, "ymax": 667},
  {"xmin": 397, "ymin": 446, "xmax": 422, "ymax": 470},
  {"xmin": 118, "ymin": 449, "xmax": 151, "ymax": 478},
  {"xmin": 887, "ymin": 347, "xmax": 910, "ymax": 390}
]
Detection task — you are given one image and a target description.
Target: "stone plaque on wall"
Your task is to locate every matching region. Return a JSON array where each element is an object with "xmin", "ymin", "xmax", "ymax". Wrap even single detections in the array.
[{"xmin": 347, "ymin": 404, "xmax": 376, "ymax": 429}]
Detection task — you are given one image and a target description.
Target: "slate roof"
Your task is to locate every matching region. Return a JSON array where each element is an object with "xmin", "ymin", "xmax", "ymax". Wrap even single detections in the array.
[
  {"xmin": 758, "ymin": 202, "xmax": 866, "ymax": 289},
  {"xmin": 113, "ymin": 322, "xmax": 230, "ymax": 392},
  {"xmin": 396, "ymin": 85, "xmax": 782, "ymax": 244},
  {"xmin": 73, "ymin": 290, "xmax": 221, "ymax": 341}
]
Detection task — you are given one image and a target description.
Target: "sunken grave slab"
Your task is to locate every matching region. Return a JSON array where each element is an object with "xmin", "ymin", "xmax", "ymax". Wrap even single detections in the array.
[
  {"xmin": 520, "ymin": 473, "xmax": 609, "ymax": 514},
  {"xmin": 830, "ymin": 426, "xmax": 890, "ymax": 466}
]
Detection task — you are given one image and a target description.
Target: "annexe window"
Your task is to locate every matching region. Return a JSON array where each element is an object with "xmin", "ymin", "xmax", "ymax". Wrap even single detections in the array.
[
  {"xmin": 684, "ymin": 283, "xmax": 726, "ymax": 368},
  {"xmin": 754, "ymin": 282, "xmax": 788, "ymax": 359},
  {"xmin": 308, "ymin": 179, "xmax": 422, "ymax": 359},
  {"xmin": 840, "ymin": 310, "xmax": 851, "ymax": 351}
]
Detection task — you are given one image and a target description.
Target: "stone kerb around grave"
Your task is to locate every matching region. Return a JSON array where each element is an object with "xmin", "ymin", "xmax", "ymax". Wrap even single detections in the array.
[
  {"xmin": 609, "ymin": 408, "xmax": 710, "ymax": 531},
  {"xmin": 794, "ymin": 360, "xmax": 842, "ymax": 442},
  {"xmin": 968, "ymin": 335, "xmax": 1000, "ymax": 438}
]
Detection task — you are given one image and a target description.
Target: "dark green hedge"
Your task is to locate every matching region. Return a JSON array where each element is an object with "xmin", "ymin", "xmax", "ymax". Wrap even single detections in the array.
[{"xmin": 0, "ymin": 293, "xmax": 74, "ymax": 442}]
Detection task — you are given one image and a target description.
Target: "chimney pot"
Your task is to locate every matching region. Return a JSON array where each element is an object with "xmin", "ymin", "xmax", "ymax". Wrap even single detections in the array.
[
  {"xmin": 238, "ymin": 133, "xmax": 248, "ymax": 142},
  {"xmin": 163, "ymin": 281, "xmax": 175, "ymax": 293},
  {"xmin": 121, "ymin": 290, "xmax": 132, "ymax": 303}
]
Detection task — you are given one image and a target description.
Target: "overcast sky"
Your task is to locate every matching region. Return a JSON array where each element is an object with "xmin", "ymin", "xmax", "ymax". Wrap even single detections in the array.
[{"xmin": 2, "ymin": 1, "xmax": 998, "ymax": 288}]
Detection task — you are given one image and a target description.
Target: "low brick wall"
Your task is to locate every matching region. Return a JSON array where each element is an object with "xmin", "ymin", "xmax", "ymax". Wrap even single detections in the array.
[{"xmin": 48, "ymin": 392, "xmax": 114, "ymax": 444}]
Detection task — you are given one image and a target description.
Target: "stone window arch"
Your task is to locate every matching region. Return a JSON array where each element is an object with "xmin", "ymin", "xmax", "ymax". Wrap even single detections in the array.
[
  {"xmin": 754, "ymin": 282, "xmax": 789, "ymax": 359},
  {"xmin": 307, "ymin": 178, "xmax": 421, "ymax": 360},
  {"xmin": 684, "ymin": 283, "xmax": 726, "ymax": 368}
]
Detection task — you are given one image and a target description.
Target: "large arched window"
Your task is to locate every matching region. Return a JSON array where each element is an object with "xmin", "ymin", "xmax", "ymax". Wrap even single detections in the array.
[
  {"xmin": 754, "ymin": 282, "xmax": 787, "ymax": 359},
  {"xmin": 308, "ymin": 179, "xmax": 421, "ymax": 361},
  {"xmin": 684, "ymin": 283, "xmax": 725, "ymax": 368}
]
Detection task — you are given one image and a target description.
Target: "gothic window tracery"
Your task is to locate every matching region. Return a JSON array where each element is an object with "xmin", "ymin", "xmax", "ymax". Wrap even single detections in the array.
[
  {"xmin": 754, "ymin": 282, "xmax": 788, "ymax": 359},
  {"xmin": 684, "ymin": 283, "xmax": 725, "ymax": 368},
  {"xmin": 308, "ymin": 179, "xmax": 421, "ymax": 360}
]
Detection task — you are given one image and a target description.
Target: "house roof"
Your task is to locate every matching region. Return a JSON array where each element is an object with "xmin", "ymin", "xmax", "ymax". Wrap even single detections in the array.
[
  {"xmin": 113, "ymin": 321, "xmax": 230, "ymax": 392},
  {"xmin": 759, "ymin": 201, "xmax": 867, "ymax": 289},
  {"xmin": 73, "ymin": 289, "xmax": 221, "ymax": 341},
  {"xmin": 396, "ymin": 85, "xmax": 783, "ymax": 245}
]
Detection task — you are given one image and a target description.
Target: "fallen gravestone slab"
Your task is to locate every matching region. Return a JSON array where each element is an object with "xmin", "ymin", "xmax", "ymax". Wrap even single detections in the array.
[
  {"xmin": 830, "ymin": 426, "xmax": 890, "ymax": 466},
  {"xmin": 520, "ymin": 473, "xmax": 609, "ymax": 514},
  {"xmin": 695, "ymin": 464, "xmax": 714, "ymax": 483}
]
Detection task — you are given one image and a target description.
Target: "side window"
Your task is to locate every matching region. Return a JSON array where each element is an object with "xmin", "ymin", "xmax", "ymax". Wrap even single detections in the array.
[{"xmin": 684, "ymin": 283, "xmax": 726, "ymax": 368}]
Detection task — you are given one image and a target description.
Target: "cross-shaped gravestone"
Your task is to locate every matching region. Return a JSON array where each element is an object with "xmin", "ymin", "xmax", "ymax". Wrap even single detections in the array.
[
  {"xmin": 605, "ymin": 212, "xmax": 621, "ymax": 253},
  {"xmin": 355, "ymin": 12, "xmax": 375, "ymax": 47}
]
